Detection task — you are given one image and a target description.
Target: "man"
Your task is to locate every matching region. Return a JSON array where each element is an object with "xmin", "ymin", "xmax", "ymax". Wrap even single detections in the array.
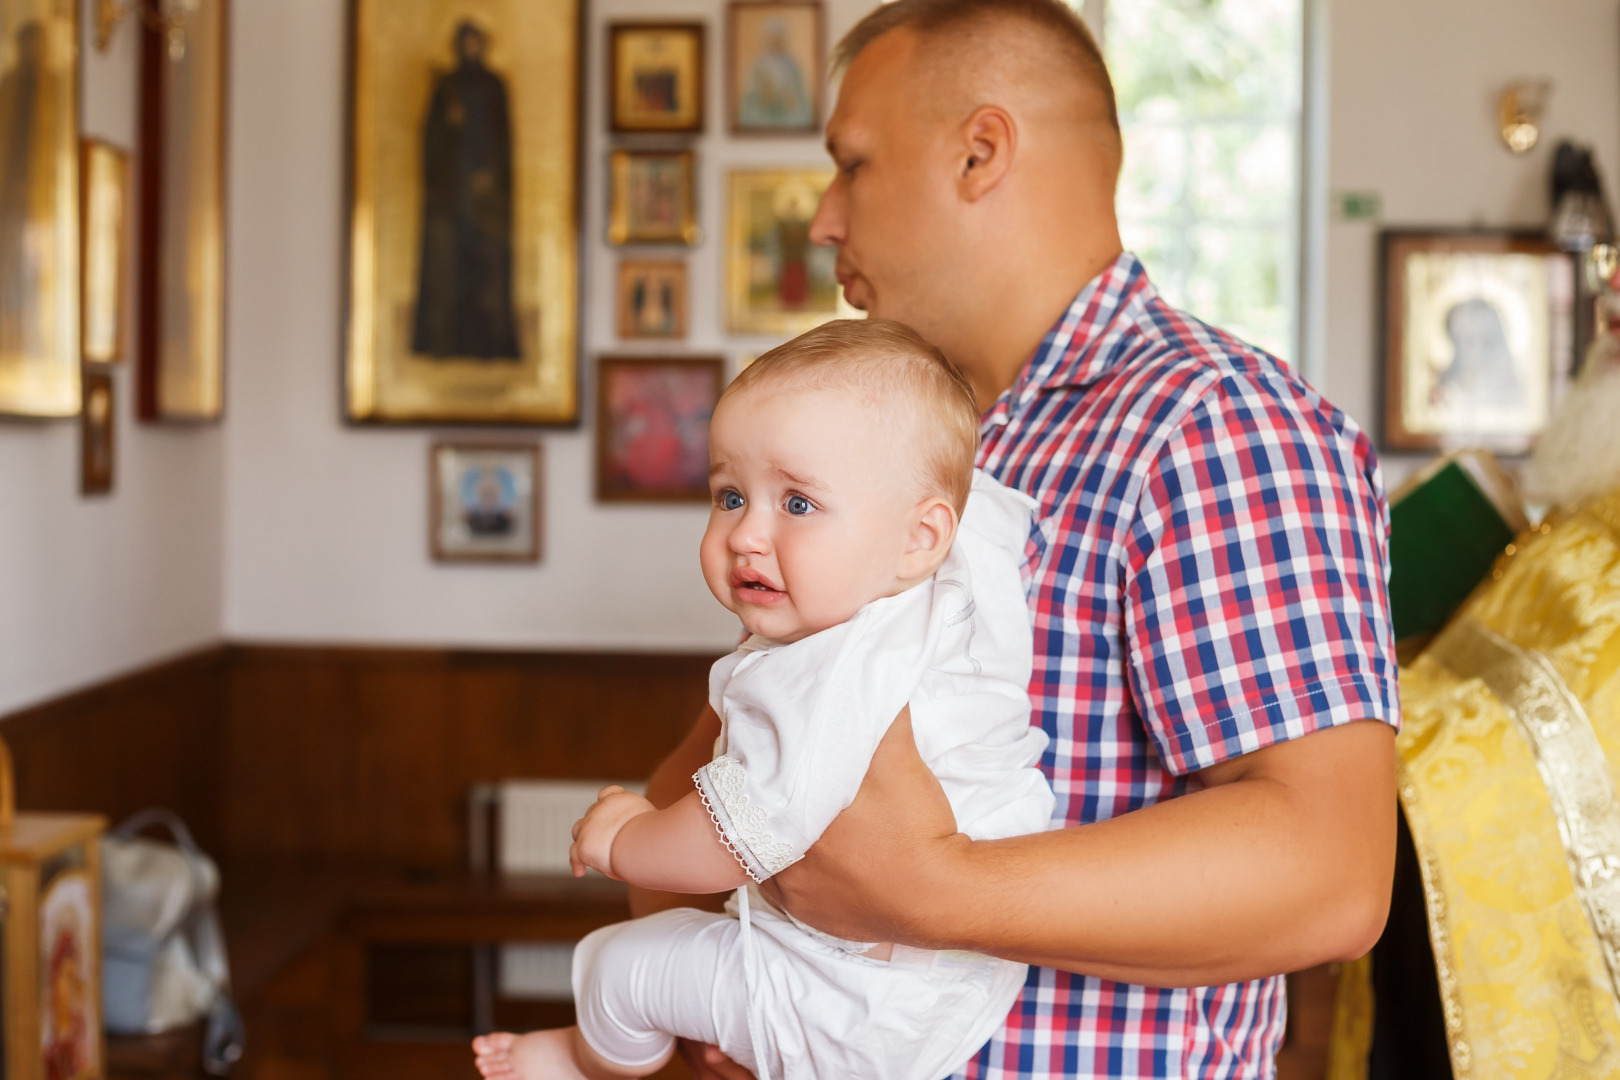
[{"xmin": 634, "ymin": 1, "xmax": 1400, "ymax": 1076}]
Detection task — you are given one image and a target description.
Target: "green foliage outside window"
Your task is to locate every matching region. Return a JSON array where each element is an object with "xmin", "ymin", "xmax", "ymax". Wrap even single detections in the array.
[{"xmin": 1104, "ymin": 0, "xmax": 1302, "ymax": 361}]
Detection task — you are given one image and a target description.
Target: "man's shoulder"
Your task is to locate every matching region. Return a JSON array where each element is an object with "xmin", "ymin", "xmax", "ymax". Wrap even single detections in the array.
[
  {"xmin": 1106, "ymin": 296, "xmax": 1362, "ymax": 453},
  {"xmin": 1016, "ymin": 295, "xmax": 1377, "ymax": 523}
]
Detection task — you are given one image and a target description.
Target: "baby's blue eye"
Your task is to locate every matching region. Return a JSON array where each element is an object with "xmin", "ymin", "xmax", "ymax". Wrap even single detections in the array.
[
  {"xmin": 785, "ymin": 495, "xmax": 813, "ymax": 516},
  {"xmin": 721, "ymin": 490, "xmax": 744, "ymax": 511}
]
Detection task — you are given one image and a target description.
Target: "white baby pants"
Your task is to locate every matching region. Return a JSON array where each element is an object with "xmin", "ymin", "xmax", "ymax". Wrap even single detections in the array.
[{"xmin": 573, "ymin": 899, "xmax": 1027, "ymax": 1080}]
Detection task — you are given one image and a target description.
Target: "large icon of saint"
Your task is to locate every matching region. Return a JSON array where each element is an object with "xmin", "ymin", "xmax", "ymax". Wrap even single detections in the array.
[{"xmin": 412, "ymin": 20, "xmax": 520, "ymax": 360}]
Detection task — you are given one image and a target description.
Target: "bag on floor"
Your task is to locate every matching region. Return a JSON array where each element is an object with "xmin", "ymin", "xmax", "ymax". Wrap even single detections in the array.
[{"xmin": 101, "ymin": 808, "xmax": 244, "ymax": 1074}]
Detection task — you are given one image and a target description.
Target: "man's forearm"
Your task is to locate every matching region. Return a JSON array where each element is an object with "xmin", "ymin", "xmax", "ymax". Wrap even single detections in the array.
[{"xmin": 908, "ymin": 721, "xmax": 1397, "ymax": 987}]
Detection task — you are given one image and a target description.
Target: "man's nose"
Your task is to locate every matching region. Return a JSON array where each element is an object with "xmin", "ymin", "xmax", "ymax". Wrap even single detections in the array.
[{"xmin": 809, "ymin": 180, "xmax": 844, "ymax": 247}]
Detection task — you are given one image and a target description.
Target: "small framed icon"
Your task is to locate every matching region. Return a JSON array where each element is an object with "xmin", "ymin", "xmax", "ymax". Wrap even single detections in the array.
[
  {"xmin": 610, "ymin": 22, "xmax": 705, "ymax": 134},
  {"xmin": 81, "ymin": 370, "xmax": 115, "ymax": 496},
  {"xmin": 1380, "ymin": 230, "xmax": 1575, "ymax": 454},
  {"xmin": 727, "ymin": 1, "xmax": 823, "ymax": 135},
  {"xmin": 726, "ymin": 168, "xmax": 843, "ymax": 334},
  {"xmin": 617, "ymin": 259, "xmax": 688, "ymax": 340},
  {"xmin": 596, "ymin": 356, "xmax": 723, "ymax": 502},
  {"xmin": 429, "ymin": 442, "xmax": 542, "ymax": 563},
  {"xmin": 608, "ymin": 150, "xmax": 699, "ymax": 246}
]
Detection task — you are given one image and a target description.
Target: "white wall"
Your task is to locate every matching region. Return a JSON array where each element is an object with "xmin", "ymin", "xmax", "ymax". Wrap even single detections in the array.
[
  {"xmin": 1322, "ymin": 0, "xmax": 1620, "ymax": 487},
  {"xmin": 0, "ymin": 3, "xmax": 225, "ymax": 716},
  {"xmin": 221, "ymin": 0, "xmax": 868, "ymax": 651}
]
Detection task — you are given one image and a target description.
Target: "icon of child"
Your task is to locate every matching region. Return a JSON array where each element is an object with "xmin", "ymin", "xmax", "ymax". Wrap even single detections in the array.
[{"xmin": 473, "ymin": 319, "xmax": 1054, "ymax": 1080}]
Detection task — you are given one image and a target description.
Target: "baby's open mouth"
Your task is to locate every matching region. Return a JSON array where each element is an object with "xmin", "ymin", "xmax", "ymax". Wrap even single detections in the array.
[{"xmin": 739, "ymin": 582, "xmax": 777, "ymax": 592}]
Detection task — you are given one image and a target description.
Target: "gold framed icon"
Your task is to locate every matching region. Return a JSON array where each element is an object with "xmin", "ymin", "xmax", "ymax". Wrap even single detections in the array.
[
  {"xmin": 609, "ymin": 22, "xmax": 704, "ymax": 134},
  {"xmin": 344, "ymin": 0, "xmax": 583, "ymax": 425},
  {"xmin": 0, "ymin": 3, "xmax": 82, "ymax": 419}
]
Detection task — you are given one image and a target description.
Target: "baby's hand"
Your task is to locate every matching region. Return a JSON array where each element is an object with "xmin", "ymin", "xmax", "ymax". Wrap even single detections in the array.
[{"xmin": 568, "ymin": 786, "xmax": 656, "ymax": 879}]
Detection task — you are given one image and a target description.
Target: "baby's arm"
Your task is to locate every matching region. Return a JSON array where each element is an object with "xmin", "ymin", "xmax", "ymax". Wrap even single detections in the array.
[{"xmin": 570, "ymin": 786, "xmax": 751, "ymax": 894}]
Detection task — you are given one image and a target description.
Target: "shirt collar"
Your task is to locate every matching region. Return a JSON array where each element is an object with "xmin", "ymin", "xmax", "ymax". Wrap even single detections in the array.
[{"xmin": 983, "ymin": 251, "xmax": 1157, "ymax": 428}]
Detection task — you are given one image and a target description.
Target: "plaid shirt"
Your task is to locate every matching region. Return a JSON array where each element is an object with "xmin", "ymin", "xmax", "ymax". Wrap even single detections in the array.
[{"xmin": 954, "ymin": 253, "xmax": 1400, "ymax": 1079}]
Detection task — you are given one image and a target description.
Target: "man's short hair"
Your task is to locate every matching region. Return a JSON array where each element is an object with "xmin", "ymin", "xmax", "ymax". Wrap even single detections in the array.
[
  {"xmin": 832, "ymin": 0, "xmax": 1119, "ymax": 135},
  {"xmin": 723, "ymin": 319, "xmax": 980, "ymax": 514}
]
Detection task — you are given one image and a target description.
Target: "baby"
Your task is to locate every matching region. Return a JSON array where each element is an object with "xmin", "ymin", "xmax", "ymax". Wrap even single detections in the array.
[{"xmin": 473, "ymin": 319, "xmax": 1053, "ymax": 1080}]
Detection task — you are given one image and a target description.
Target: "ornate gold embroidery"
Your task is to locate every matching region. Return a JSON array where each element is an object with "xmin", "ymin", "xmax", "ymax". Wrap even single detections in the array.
[
  {"xmin": 1434, "ymin": 618, "xmax": 1620, "ymax": 1008},
  {"xmin": 1397, "ymin": 774, "xmax": 1474, "ymax": 1079}
]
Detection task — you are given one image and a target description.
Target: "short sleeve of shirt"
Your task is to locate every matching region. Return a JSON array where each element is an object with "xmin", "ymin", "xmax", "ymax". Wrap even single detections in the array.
[{"xmin": 1121, "ymin": 370, "xmax": 1401, "ymax": 776}]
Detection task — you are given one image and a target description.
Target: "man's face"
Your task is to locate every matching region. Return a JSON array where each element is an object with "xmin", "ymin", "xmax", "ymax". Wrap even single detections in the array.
[{"xmin": 810, "ymin": 32, "xmax": 963, "ymax": 333}]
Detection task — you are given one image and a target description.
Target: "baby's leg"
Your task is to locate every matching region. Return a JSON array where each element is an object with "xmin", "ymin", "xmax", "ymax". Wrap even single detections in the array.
[
  {"xmin": 471, "ymin": 908, "xmax": 752, "ymax": 1080},
  {"xmin": 472, "ymin": 1027, "xmax": 662, "ymax": 1080},
  {"xmin": 572, "ymin": 907, "xmax": 753, "ymax": 1072}
]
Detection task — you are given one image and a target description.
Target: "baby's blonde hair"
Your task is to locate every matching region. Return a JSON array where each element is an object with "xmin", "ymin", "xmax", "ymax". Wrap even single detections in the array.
[{"xmin": 722, "ymin": 319, "xmax": 980, "ymax": 514}]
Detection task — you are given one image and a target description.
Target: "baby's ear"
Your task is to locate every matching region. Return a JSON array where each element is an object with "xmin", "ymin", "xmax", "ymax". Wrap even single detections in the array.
[{"xmin": 900, "ymin": 498, "xmax": 959, "ymax": 580}]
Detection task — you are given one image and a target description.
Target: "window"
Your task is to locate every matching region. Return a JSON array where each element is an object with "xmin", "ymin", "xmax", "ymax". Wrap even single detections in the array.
[{"xmin": 1086, "ymin": 0, "xmax": 1305, "ymax": 362}]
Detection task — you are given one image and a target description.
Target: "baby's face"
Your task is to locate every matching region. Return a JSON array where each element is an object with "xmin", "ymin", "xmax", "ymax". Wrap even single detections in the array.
[{"xmin": 701, "ymin": 386, "xmax": 937, "ymax": 643}]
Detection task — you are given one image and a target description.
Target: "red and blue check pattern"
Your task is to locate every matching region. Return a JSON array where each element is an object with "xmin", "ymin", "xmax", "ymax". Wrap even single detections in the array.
[{"xmin": 954, "ymin": 254, "xmax": 1400, "ymax": 1079}]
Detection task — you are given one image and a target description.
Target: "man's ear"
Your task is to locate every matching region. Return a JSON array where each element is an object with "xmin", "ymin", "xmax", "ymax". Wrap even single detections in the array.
[
  {"xmin": 900, "ymin": 498, "xmax": 960, "ymax": 580},
  {"xmin": 956, "ymin": 105, "xmax": 1017, "ymax": 203}
]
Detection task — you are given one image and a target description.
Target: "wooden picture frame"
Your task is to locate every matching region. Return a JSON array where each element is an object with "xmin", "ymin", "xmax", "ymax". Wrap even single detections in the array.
[
  {"xmin": 344, "ymin": 0, "xmax": 584, "ymax": 426},
  {"xmin": 617, "ymin": 259, "xmax": 687, "ymax": 340},
  {"xmin": 137, "ymin": 0, "xmax": 227, "ymax": 422},
  {"xmin": 727, "ymin": 0, "xmax": 823, "ymax": 135},
  {"xmin": 608, "ymin": 150, "xmax": 699, "ymax": 246},
  {"xmin": 1380, "ymin": 229, "xmax": 1575, "ymax": 455},
  {"xmin": 609, "ymin": 22, "xmax": 705, "ymax": 134},
  {"xmin": 596, "ymin": 356, "xmax": 722, "ymax": 502},
  {"xmin": 429, "ymin": 442, "xmax": 542, "ymax": 562},
  {"xmin": 80, "ymin": 140, "xmax": 129, "ymax": 366},
  {"xmin": 726, "ymin": 168, "xmax": 843, "ymax": 334},
  {"xmin": 0, "ymin": 3, "xmax": 82, "ymax": 419},
  {"xmin": 80, "ymin": 370, "xmax": 114, "ymax": 496}
]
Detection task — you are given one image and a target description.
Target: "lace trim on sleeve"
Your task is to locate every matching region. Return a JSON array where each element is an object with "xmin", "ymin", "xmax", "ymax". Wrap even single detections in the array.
[{"xmin": 693, "ymin": 755, "xmax": 796, "ymax": 883}]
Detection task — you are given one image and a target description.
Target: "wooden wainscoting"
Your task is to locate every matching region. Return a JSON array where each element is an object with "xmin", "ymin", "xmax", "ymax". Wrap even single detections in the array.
[
  {"xmin": 0, "ymin": 644, "xmax": 717, "ymax": 872},
  {"xmin": 219, "ymin": 646, "xmax": 717, "ymax": 869},
  {"xmin": 0, "ymin": 645, "xmax": 231, "ymax": 851}
]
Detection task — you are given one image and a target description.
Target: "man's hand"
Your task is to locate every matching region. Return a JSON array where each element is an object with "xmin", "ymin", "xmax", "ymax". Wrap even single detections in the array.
[
  {"xmin": 569, "ymin": 786, "xmax": 655, "ymax": 879},
  {"xmin": 763, "ymin": 707, "xmax": 959, "ymax": 944}
]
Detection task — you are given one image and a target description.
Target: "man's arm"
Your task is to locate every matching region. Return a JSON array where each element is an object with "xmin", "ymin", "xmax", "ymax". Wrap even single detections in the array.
[
  {"xmin": 764, "ymin": 709, "xmax": 1396, "ymax": 989},
  {"xmin": 629, "ymin": 705, "xmax": 734, "ymax": 918}
]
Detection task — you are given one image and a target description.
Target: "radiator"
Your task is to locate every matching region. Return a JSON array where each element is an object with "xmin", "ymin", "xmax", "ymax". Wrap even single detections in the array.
[
  {"xmin": 495, "ymin": 779, "xmax": 646, "ymax": 875},
  {"xmin": 487, "ymin": 779, "xmax": 647, "ymax": 1004}
]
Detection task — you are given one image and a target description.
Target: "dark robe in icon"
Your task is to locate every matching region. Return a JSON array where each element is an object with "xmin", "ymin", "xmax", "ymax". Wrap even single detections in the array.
[{"xmin": 412, "ymin": 51, "xmax": 520, "ymax": 360}]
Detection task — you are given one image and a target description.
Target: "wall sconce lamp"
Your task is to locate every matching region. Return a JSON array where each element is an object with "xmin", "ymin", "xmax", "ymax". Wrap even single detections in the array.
[
  {"xmin": 1499, "ymin": 81, "xmax": 1551, "ymax": 154},
  {"xmin": 94, "ymin": 0, "xmax": 200, "ymax": 61}
]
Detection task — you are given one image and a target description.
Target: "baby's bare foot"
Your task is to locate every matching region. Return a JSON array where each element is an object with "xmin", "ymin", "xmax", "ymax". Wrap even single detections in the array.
[{"xmin": 473, "ymin": 1029, "xmax": 591, "ymax": 1080}]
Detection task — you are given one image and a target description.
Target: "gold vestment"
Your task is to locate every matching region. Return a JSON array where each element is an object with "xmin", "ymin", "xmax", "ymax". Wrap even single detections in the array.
[{"xmin": 1388, "ymin": 491, "xmax": 1620, "ymax": 1079}]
